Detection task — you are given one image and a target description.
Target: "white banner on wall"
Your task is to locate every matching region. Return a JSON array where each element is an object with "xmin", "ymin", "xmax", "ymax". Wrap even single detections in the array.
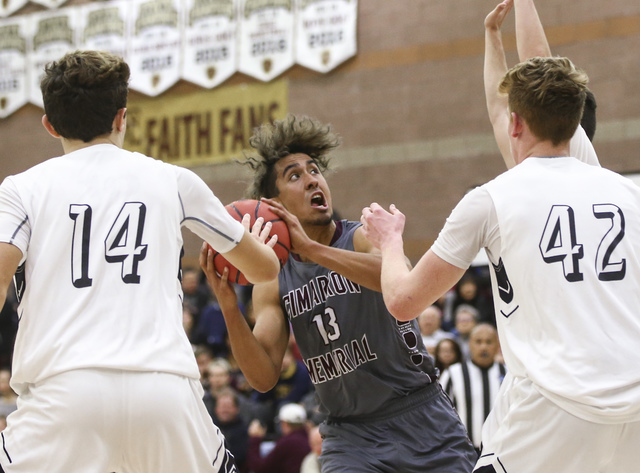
[
  {"xmin": 182, "ymin": 0, "xmax": 238, "ymax": 89},
  {"xmin": 128, "ymin": 0, "xmax": 182, "ymax": 97},
  {"xmin": 295, "ymin": 0, "xmax": 356, "ymax": 73},
  {"xmin": 238, "ymin": 0, "xmax": 295, "ymax": 82},
  {"xmin": 0, "ymin": 16, "xmax": 29, "ymax": 118},
  {"xmin": 30, "ymin": 0, "xmax": 69, "ymax": 8},
  {"xmin": 28, "ymin": 8, "xmax": 77, "ymax": 108},
  {"xmin": 79, "ymin": 0, "xmax": 130, "ymax": 60},
  {"xmin": 0, "ymin": 0, "xmax": 29, "ymax": 18}
]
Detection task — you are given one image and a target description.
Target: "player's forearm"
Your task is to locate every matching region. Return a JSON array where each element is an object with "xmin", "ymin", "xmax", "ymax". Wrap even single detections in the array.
[
  {"xmin": 484, "ymin": 27, "xmax": 514, "ymax": 168},
  {"xmin": 515, "ymin": 0, "xmax": 551, "ymax": 60},
  {"xmin": 220, "ymin": 306, "xmax": 281, "ymax": 392},
  {"xmin": 302, "ymin": 240, "xmax": 383, "ymax": 292},
  {"xmin": 379, "ymin": 237, "xmax": 421, "ymax": 321}
]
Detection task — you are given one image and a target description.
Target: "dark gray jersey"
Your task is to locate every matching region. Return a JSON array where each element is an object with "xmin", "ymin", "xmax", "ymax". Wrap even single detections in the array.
[{"xmin": 279, "ymin": 220, "xmax": 436, "ymax": 418}]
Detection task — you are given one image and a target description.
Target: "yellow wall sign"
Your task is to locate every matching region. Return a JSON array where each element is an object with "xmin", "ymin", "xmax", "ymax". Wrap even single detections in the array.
[{"xmin": 123, "ymin": 80, "xmax": 288, "ymax": 166}]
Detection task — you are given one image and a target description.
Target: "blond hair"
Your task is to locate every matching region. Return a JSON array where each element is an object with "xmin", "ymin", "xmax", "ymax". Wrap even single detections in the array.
[{"xmin": 499, "ymin": 56, "xmax": 588, "ymax": 145}]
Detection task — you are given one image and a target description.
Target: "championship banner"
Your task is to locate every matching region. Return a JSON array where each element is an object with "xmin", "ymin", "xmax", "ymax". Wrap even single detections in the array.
[
  {"xmin": 0, "ymin": 0, "xmax": 28, "ymax": 18},
  {"xmin": 79, "ymin": 0, "xmax": 130, "ymax": 60},
  {"xmin": 0, "ymin": 16, "xmax": 29, "ymax": 118},
  {"xmin": 295, "ymin": 0, "xmax": 357, "ymax": 73},
  {"xmin": 28, "ymin": 7, "xmax": 77, "ymax": 109},
  {"xmin": 128, "ymin": 0, "xmax": 182, "ymax": 97},
  {"xmin": 182, "ymin": 0, "xmax": 238, "ymax": 89},
  {"xmin": 238, "ymin": 0, "xmax": 295, "ymax": 82},
  {"xmin": 123, "ymin": 80, "xmax": 288, "ymax": 166},
  {"xmin": 30, "ymin": 0, "xmax": 69, "ymax": 8}
]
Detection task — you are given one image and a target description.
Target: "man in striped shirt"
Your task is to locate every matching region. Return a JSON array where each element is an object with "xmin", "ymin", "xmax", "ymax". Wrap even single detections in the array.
[{"xmin": 440, "ymin": 324, "xmax": 506, "ymax": 453}]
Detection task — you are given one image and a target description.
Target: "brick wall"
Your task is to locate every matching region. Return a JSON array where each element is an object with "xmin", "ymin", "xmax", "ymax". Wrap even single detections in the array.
[{"xmin": 2, "ymin": 0, "xmax": 640, "ymax": 266}]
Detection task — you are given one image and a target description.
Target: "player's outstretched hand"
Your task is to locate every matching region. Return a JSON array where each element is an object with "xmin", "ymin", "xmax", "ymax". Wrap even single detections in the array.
[
  {"xmin": 242, "ymin": 213, "xmax": 278, "ymax": 248},
  {"xmin": 485, "ymin": 0, "xmax": 513, "ymax": 31},
  {"xmin": 360, "ymin": 203, "xmax": 406, "ymax": 250},
  {"xmin": 199, "ymin": 242, "xmax": 239, "ymax": 313},
  {"xmin": 261, "ymin": 197, "xmax": 312, "ymax": 256}
]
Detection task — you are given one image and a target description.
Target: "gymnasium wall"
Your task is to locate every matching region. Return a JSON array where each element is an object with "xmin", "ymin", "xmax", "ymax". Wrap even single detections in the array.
[{"xmin": 1, "ymin": 0, "xmax": 640, "ymax": 266}]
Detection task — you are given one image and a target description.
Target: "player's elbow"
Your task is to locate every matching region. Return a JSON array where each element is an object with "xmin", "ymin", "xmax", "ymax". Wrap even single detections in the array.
[
  {"xmin": 248, "ymin": 374, "xmax": 279, "ymax": 393},
  {"xmin": 384, "ymin": 294, "xmax": 421, "ymax": 323}
]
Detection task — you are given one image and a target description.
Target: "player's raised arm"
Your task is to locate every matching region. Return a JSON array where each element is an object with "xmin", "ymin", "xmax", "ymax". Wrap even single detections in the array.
[
  {"xmin": 514, "ymin": 0, "xmax": 552, "ymax": 61},
  {"xmin": 484, "ymin": 0, "xmax": 515, "ymax": 168}
]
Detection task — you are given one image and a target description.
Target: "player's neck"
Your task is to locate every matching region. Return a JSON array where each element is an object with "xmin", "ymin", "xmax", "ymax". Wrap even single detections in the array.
[
  {"xmin": 296, "ymin": 220, "xmax": 336, "ymax": 262},
  {"xmin": 516, "ymin": 140, "xmax": 570, "ymax": 164},
  {"xmin": 60, "ymin": 133, "xmax": 124, "ymax": 155}
]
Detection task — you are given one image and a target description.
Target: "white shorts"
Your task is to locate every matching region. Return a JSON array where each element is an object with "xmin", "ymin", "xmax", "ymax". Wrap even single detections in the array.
[
  {"xmin": 474, "ymin": 376, "xmax": 640, "ymax": 473},
  {"xmin": 0, "ymin": 369, "xmax": 236, "ymax": 473}
]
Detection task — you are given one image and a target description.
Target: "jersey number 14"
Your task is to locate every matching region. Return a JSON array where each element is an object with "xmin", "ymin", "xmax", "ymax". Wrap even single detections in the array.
[{"xmin": 69, "ymin": 202, "xmax": 148, "ymax": 288}]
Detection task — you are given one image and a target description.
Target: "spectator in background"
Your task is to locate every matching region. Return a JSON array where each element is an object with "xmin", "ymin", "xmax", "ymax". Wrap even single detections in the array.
[
  {"xmin": 213, "ymin": 388, "xmax": 249, "ymax": 473},
  {"xmin": 181, "ymin": 267, "xmax": 210, "ymax": 323},
  {"xmin": 417, "ymin": 305, "xmax": 452, "ymax": 354},
  {"xmin": 252, "ymin": 346, "xmax": 313, "ymax": 433},
  {"xmin": 0, "ymin": 369, "xmax": 16, "ymax": 418},
  {"xmin": 203, "ymin": 358, "xmax": 263, "ymax": 427},
  {"xmin": 300, "ymin": 424, "xmax": 322, "ymax": 473},
  {"xmin": 434, "ymin": 337, "xmax": 463, "ymax": 375},
  {"xmin": 194, "ymin": 345, "xmax": 214, "ymax": 390},
  {"xmin": 443, "ymin": 272, "xmax": 495, "ymax": 329},
  {"xmin": 452, "ymin": 304, "xmax": 479, "ymax": 360},
  {"xmin": 192, "ymin": 297, "xmax": 229, "ymax": 358},
  {"xmin": 182, "ymin": 305, "xmax": 196, "ymax": 345},
  {"xmin": 440, "ymin": 324, "xmax": 506, "ymax": 452},
  {"xmin": 247, "ymin": 403, "xmax": 310, "ymax": 473}
]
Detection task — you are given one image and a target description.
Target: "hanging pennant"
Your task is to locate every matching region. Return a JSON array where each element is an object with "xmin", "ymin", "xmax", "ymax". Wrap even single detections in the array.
[
  {"xmin": 0, "ymin": 0, "xmax": 29, "ymax": 18},
  {"xmin": 28, "ymin": 7, "xmax": 77, "ymax": 109},
  {"xmin": 182, "ymin": 0, "xmax": 238, "ymax": 89},
  {"xmin": 79, "ymin": 0, "xmax": 130, "ymax": 61},
  {"xmin": 295, "ymin": 0, "xmax": 357, "ymax": 73},
  {"xmin": 29, "ymin": 0, "xmax": 69, "ymax": 8},
  {"xmin": 128, "ymin": 0, "xmax": 182, "ymax": 97},
  {"xmin": 238, "ymin": 0, "xmax": 295, "ymax": 82},
  {"xmin": 0, "ymin": 15, "xmax": 29, "ymax": 118}
]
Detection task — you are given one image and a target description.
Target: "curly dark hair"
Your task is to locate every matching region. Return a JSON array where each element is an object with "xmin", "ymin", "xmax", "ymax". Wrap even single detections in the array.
[
  {"xmin": 242, "ymin": 114, "xmax": 342, "ymax": 199},
  {"xmin": 41, "ymin": 50, "xmax": 130, "ymax": 143}
]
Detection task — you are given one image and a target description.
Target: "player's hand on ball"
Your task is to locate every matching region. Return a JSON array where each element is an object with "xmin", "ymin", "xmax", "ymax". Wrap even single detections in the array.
[
  {"xmin": 243, "ymin": 213, "xmax": 278, "ymax": 248},
  {"xmin": 261, "ymin": 197, "xmax": 311, "ymax": 256}
]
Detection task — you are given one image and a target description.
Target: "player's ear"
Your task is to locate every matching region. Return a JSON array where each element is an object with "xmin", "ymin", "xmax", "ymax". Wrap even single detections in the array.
[
  {"xmin": 510, "ymin": 112, "xmax": 524, "ymax": 138},
  {"xmin": 41, "ymin": 115, "xmax": 61, "ymax": 138},
  {"xmin": 114, "ymin": 108, "xmax": 127, "ymax": 133}
]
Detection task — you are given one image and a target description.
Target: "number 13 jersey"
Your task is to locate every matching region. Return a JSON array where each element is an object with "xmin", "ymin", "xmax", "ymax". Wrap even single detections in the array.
[{"xmin": 0, "ymin": 144, "xmax": 244, "ymax": 394}]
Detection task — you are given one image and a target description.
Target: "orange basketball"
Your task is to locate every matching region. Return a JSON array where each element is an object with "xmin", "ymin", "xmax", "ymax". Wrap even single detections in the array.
[{"xmin": 210, "ymin": 199, "xmax": 291, "ymax": 286}]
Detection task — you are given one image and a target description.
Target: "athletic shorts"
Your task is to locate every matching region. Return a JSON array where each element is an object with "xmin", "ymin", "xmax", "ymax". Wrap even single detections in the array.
[
  {"xmin": 0, "ymin": 369, "xmax": 236, "ymax": 473},
  {"xmin": 475, "ymin": 376, "xmax": 640, "ymax": 473},
  {"xmin": 319, "ymin": 382, "xmax": 477, "ymax": 473}
]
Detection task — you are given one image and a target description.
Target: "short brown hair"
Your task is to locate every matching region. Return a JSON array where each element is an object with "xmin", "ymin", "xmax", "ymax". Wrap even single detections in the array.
[
  {"xmin": 499, "ymin": 56, "xmax": 588, "ymax": 146},
  {"xmin": 41, "ymin": 50, "xmax": 130, "ymax": 142},
  {"xmin": 242, "ymin": 114, "xmax": 341, "ymax": 199}
]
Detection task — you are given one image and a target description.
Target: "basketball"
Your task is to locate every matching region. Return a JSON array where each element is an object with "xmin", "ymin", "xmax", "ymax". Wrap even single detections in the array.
[{"xmin": 210, "ymin": 199, "xmax": 291, "ymax": 285}]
